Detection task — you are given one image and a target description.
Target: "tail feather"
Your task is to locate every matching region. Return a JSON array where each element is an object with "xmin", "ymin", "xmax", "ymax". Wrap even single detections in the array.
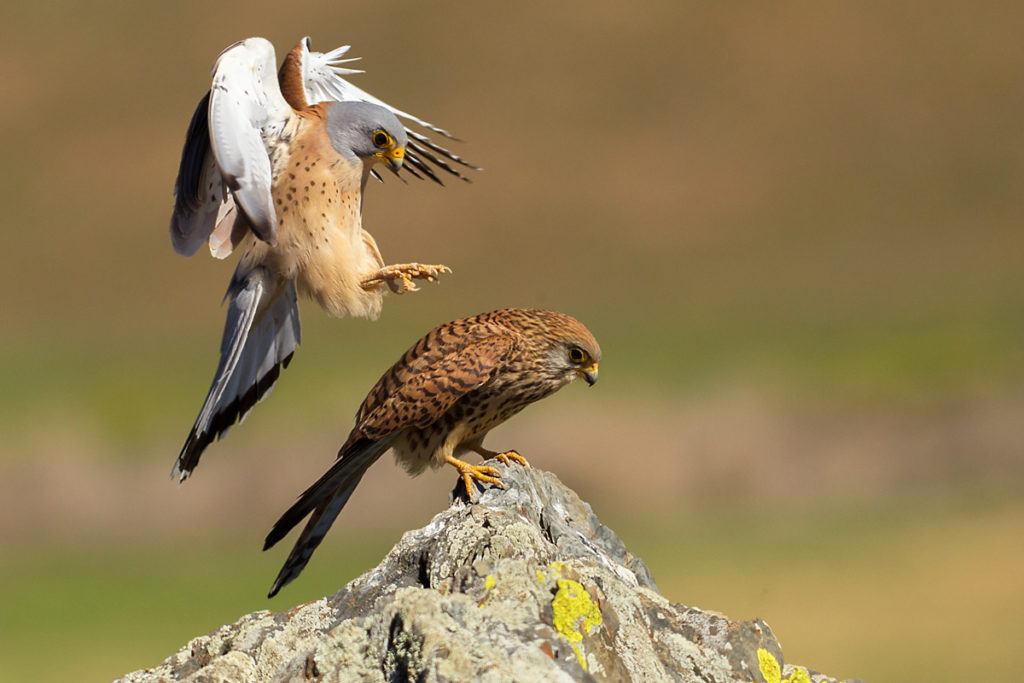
[
  {"xmin": 265, "ymin": 437, "xmax": 392, "ymax": 597},
  {"xmin": 173, "ymin": 266, "xmax": 300, "ymax": 481}
]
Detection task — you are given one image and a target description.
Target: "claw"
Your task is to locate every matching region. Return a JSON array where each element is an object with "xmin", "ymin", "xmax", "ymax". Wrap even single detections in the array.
[
  {"xmin": 445, "ymin": 455, "xmax": 506, "ymax": 500},
  {"xmin": 360, "ymin": 263, "xmax": 451, "ymax": 294},
  {"xmin": 471, "ymin": 446, "xmax": 530, "ymax": 470}
]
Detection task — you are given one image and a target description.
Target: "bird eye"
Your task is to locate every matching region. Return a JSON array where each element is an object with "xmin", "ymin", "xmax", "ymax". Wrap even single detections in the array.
[
  {"xmin": 372, "ymin": 131, "xmax": 392, "ymax": 149},
  {"xmin": 568, "ymin": 346, "xmax": 588, "ymax": 365}
]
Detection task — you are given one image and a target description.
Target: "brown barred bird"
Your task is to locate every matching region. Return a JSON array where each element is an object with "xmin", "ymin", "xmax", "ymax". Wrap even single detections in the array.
[
  {"xmin": 169, "ymin": 37, "xmax": 476, "ymax": 481},
  {"xmin": 264, "ymin": 308, "xmax": 601, "ymax": 596}
]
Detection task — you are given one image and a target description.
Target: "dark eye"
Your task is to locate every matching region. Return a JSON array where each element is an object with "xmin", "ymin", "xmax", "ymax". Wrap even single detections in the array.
[
  {"xmin": 568, "ymin": 346, "xmax": 588, "ymax": 364},
  {"xmin": 372, "ymin": 131, "xmax": 392, "ymax": 149}
]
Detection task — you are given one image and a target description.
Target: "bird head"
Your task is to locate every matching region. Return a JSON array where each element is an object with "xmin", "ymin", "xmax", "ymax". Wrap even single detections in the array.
[
  {"xmin": 530, "ymin": 311, "xmax": 601, "ymax": 387},
  {"xmin": 325, "ymin": 101, "xmax": 408, "ymax": 174}
]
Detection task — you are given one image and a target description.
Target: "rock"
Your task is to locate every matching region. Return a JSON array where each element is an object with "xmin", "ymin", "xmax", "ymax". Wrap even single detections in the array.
[{"xmin": 118, "ymin": 462, "xmax": 858, "ymax": 683}]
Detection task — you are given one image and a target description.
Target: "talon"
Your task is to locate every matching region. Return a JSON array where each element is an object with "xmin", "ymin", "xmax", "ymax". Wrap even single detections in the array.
[
  {"xmin": 470, "ymin": 446, "xmax": 530, "ymax": 470},
  {"xmin": 446, "ymin": 455, "xmax": 506, "ymax": 500},
  {"xmin": 494, "ymin": 450, "xmax": 530, "ymax": 469},
  {"xmin": 361, "ymin": 263, "xmax": 451, "ymax": 294}
]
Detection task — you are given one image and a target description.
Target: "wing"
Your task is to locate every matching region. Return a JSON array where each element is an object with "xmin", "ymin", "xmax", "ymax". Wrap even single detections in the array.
[
  {"xmin": 297, "ymin": 37, "xmax": 479, "ymax": 184},
  {"xmin": 356, "ymin": 331, "xmax": 516, "ymax": 440},
  {"xmin": 206, "ymin": 37, "xmax": 294, "ymax": 245},
  {"xmin": 169, "ymin": 92, "xmax": 237, "ymax": 257}
]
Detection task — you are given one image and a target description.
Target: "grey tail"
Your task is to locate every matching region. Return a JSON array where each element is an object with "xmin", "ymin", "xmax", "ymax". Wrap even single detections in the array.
[
  {"xmin": 173, "ymin": 266, "xmax": 300, "ymax": 481},
  {"xmin": 264, "ymin": 437, "xmax": 393, "ymax": 598}
]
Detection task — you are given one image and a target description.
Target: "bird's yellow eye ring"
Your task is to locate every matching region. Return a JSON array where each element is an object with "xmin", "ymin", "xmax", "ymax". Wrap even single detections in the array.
[
  {"xmin": 568, "ymin": 346, "xmax": 588, "ymax": 365},
  {"xmin": 372, "ymin": 130, "xmax": 392, "ymax": 149}
]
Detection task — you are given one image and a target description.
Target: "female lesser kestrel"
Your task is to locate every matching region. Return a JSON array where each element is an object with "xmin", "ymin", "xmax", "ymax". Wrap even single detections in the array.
[{"xmin": 264, "ymin": 308, "xmax": 601, "ymax": 596}]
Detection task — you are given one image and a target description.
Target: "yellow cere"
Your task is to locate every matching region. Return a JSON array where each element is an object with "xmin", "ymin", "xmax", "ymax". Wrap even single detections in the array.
[{"xmin": 551, "ymin": 579, "xmax": 602, "ymax": 672}]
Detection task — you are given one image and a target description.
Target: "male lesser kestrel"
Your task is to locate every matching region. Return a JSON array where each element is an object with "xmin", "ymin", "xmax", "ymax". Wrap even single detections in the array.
[
  {"xmin": 263, "ymin": 308, "xmax": 601, "ymax": 596},
  {"xmin": 169, "ymin": 37, "xmax": 476, "ymax": 481}
]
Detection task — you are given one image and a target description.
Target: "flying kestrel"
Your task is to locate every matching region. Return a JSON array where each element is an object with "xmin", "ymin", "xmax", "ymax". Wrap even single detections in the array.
[
  {"xmin": 169, "ymin": 37, "xmax": 476, "ymax": 481},
  {"xmin": 263, "ymin": 308, "xmax": 601, "ymax": 596}
]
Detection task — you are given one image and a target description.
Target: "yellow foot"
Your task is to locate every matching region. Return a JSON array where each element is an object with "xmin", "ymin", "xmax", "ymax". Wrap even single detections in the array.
[
  {"xmin": 361, "ymin": 263, "xmax": 452, "ymax": 294},
  {"xmin": 470, "ymin": 446, "xmax": 530, "ymax": 470},
  {"xmin": 445, "ymin": 455, "xmax": 506, "ymax": 501},
  {"xmin": 495, "ymin": 450, "xmax": 530, "ymax": 469}
]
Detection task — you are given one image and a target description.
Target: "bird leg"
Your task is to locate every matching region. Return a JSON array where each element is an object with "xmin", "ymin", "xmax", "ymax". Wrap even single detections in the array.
[
  {"xmin": 469, "ymin": 445, "xmax": 531, "ymax": 469},
  {"xmin": 361, "ymin": 263, "xmax": 452, "ymax": 294},
  {"xmin": 445, "ymin": 454, "xmax": 506, "ymax": 500}
]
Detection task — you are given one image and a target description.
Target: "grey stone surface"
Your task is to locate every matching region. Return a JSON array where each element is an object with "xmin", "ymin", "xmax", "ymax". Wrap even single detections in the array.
[{"xmin": 118, "ymin": 463, "xmax": 857, "ymax": 682}]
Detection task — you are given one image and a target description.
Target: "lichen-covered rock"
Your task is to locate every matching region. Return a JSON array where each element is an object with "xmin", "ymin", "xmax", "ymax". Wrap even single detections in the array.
[{"xmin": 118, "ymin": 463, "xmax": 858, "ymax": 682}]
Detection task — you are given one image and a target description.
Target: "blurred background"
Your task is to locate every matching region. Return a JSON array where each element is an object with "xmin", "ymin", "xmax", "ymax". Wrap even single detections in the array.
[{"xmin": 2, "ymin": 1, "xmax": 1022, "ymax": 681}]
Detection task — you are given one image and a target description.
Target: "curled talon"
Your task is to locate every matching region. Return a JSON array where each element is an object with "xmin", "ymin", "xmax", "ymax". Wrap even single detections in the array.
[
  {"xmin": 446, "ymin": 456, "xmax": 506, "ymax": 500},
  {"xmin": 470, "ymin": 445, "xmax": 531, "ymax": 470},
  {"xmin": 494, "ymin": 450, "xmax": 531, "ymax": 469},
  {"xmin": 361, "ymin": 262, "xmax": 451, "ymax": 294}
]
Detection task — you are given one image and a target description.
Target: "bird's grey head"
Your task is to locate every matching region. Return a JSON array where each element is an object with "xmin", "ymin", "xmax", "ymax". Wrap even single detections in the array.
[{"xmin": 325, "ymin": 101, "xmax": 408, "ymax": 172}]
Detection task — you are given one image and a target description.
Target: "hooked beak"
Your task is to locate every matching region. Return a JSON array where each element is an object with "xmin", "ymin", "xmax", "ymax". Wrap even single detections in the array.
[
  {"xmin": 580, "ymin": 362, "xmax": 599, "ymax": 386},
  {"xmin": 377, "ymin": 145, "xmax": 405, "ymax": 172}
]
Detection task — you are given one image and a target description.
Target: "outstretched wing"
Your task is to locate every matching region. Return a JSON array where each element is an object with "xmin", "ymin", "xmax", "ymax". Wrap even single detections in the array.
[
  {"xmin": 206, "ymin": 37, "xmax": 294, "ymax": 245},
  {"xmin": 169, "ymin": 92, "xmax": 237, "ymax": 257},
  {"xmin": 171, "ymin": 38, "xmax": 294, "ymax": 256},
  {"xmin": 297, "ymin": 37, "xmax": 479, "ymax": 184}
]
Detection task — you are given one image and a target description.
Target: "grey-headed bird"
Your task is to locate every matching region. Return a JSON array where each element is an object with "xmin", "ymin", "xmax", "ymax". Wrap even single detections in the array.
[{"xmin": 169, "ymin": 37, "xmax": 476, "ymax": 481}]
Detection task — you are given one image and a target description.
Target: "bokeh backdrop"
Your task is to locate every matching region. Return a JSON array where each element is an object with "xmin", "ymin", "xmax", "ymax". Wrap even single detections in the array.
[{"xmin": 2, "ymin": 2, "xmax": 1022, "ymax": 681}]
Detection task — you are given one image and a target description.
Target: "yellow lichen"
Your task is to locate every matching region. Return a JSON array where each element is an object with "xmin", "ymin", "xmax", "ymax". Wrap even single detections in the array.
[
  {"xmin": 536, "ymin": 569, "xmax": 546, "ymax": 583},
  {"xmin": 786, "ymin": 668, "xmax": 811, "ymax": 683},
  {"xmin": 757, "ymin": 648, "xmax": 809, "ymax": 683},
  {"xmin": 551, "ymin": 578, "xmax": 602, "ymax": 671},
  {"xmin": 484, "ymin": 574, "xmax": 496, "ymax": 591},
  {"xmin": 758, "ymin": 648, "xmax": 781, "ymax": 683}
]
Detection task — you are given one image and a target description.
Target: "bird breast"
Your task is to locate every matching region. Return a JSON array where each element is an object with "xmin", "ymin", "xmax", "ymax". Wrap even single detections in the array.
[
  {"xmin": 391, "ymin": 371, "xmax": 567, "ymax": 476},
  {"xmin": 254, "ymin": 116, "xmax": 386, "ymax": 319}
]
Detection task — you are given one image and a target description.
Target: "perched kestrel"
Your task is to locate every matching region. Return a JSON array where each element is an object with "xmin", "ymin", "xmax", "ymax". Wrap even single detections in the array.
[
  {"xmin": 263, "ymin": 308, "xmax": 601, "ymax": 596},
  {"xmin": 169, "ymin": 37, "xmax": 476, "ymax": 481}
]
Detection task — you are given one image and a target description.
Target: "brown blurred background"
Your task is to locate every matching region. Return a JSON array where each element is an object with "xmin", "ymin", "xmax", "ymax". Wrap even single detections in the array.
[{"xmin": 1, "ymin": 2, "xmax": 1022, "ymax": 681}]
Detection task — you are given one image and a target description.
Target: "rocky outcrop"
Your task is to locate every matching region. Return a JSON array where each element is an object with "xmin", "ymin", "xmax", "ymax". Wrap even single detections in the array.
[{"xmin": 118, "ymin": 463, "xmax": 856, "ymax": 682}]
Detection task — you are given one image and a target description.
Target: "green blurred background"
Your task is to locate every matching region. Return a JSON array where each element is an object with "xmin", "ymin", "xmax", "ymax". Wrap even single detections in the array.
[{"xmin": 2, "ymin": 2, "xmax": 1022, "ymax": 681}]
